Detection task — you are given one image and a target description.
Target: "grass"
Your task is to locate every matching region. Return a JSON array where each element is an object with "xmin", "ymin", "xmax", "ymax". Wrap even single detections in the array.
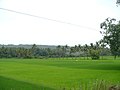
[{"xmin": 0, "ymin": 58, "xmax": 120, "ymax": 90}]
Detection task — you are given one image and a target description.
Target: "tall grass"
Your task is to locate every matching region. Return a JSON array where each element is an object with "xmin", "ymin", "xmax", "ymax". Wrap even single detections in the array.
[{"xmin": 60, "ymin": 80, "xmax": 120, "ymax": 90}]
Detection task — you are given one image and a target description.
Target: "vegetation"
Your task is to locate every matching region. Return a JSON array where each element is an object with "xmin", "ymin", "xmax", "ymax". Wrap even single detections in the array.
[
  {"xmin": 100, "ymin": 18, "xmax": 120, "ymax": 59},
  {"xmin": 0, "ymin": 2, "xmax": 120, "ymax": 90},
  {"xmin": 0, "ymin": 58, "xmax": 120, "ymax": 90},
  {"xmin": 1, "ymin": 17, "xmax": 120, "ymax": 60},
  {"xmin": 0, "ymin": 44, "xmax": 112, "ymax": 60},
  {"xmin": 116, "ymin": 0, "xmax": 120, "ymax": 5}
]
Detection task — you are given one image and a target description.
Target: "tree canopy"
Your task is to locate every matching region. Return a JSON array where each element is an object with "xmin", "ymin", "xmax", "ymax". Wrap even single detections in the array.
[
  {"xmin": 100, "ymin": 18, "xmax": 120, "ymax": 59},
  {"xmin": 116, "ymin": 0, "xmax": 120, "ymax": 5}
]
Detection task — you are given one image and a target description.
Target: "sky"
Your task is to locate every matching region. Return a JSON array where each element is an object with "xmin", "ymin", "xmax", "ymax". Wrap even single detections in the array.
[{"xmin": 0, "ymin": 0, "xmax": 120, "ymax": 46}]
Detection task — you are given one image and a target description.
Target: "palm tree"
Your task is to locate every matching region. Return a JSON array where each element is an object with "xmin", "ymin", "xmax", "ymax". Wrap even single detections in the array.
[
  {"xmin": 70, "ymin": 47, "xmax": 75, "ymax": 59},
  {"xmin": 64, "ymin": 45, "xmax": 69, "ymax": 58},
  {"xmin": 99, "ymin": 40, "xmax": 106, "ymax": 59},
  {"xmin": 56, "ymin": 45, "xmax": 62, "ymax": 59},
  {"xmin": 85, "ymin": 44, "xmax": 89, "ymax": 60},
  {"xmin": 74, "ymin": 45, "xmax": 78, "ymax": 59},
  {"xmin": 78, "ymin": 44, "xmax": 82, "ymax": 59}
]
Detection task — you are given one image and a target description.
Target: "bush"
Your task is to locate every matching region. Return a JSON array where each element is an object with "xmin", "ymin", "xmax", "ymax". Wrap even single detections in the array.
[{"xmin": 89, "ymin": 49, "xmax": 100, "ymax": 60}]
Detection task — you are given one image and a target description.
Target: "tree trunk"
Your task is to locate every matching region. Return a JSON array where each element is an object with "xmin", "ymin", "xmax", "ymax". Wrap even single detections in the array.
[{"xmin": 114, "ymin": 55, "xmax": 117, "ymax": 59}]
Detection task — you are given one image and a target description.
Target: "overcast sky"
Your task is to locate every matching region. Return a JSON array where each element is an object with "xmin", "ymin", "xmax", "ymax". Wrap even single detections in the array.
[{"xmin": 0, "ymin": 0, "xmax": 120, "ymax": 46}]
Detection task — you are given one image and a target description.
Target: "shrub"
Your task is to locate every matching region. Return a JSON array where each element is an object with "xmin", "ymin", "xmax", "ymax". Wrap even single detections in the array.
[{"xmin": 89, "ymin": 49, "xmax": 100, "ymax": 60}]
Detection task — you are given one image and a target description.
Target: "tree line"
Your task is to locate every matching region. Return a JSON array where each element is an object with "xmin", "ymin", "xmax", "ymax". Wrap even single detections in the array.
[
  {"xmin": 0, "ymin": 18, "xmax": 120, "ymax": 59},
  {"xmin": 0, "ymin": 43, "xmax": 111, "ymax": 59}
]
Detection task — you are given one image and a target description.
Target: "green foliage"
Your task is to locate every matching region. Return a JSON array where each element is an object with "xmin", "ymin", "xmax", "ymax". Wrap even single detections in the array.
[
  {"xmin": 89, "ymin": 42, "xmax": 101, "ymax": 60},
  {"xmin": 0, "ymin": 44, "xmax": 111, "ymax": 59},
  {"xmin": 89, "ymin": 49, "xmax": 100, "ymax": 60},
  {"xmin": 100, "ymin": 18, "xmax": 120, "ymax": 59}
]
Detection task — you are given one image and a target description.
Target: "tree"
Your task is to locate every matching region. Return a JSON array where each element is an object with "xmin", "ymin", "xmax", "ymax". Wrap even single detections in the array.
[
  {"xmin": 89, "ymin": 43, "xmax": 100, "ymax": 60},
  {"xmin": 84, "ymin": 44, "xmax": 89, "ymax": 59},
  {"xmin": 116, "ymin": 0, "xmax": 120, "ymax": 5},
  {"xmin": 78, "ymin": 44, "xmax": 83, "ymax": 58},
  {"xmin": 70, "ymin": 47, "xmax": 75, "ymax": 58},
  {"xmin": 56, "ymin": 45, "xmax": 66, "ymax": 58},
  {"xmin": 64, "ymin": 45, "xmax": 69, "ymax": 57},
  {"xmin": 100, "ymin": 18, "xmax": 120, "ymax": 59},
  {"xmin": 31, "ymin": 44, "xmax": 38, "ymax": 57},
  {"xmin": 89, "ymin": 49, "xmax": 100, "ymax": 60}
]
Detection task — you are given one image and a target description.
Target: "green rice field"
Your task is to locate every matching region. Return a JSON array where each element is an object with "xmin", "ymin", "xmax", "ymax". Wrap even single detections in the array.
[{"xmin": 0, "ymin": 58, "xmax": 120, "ymax": 90}]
